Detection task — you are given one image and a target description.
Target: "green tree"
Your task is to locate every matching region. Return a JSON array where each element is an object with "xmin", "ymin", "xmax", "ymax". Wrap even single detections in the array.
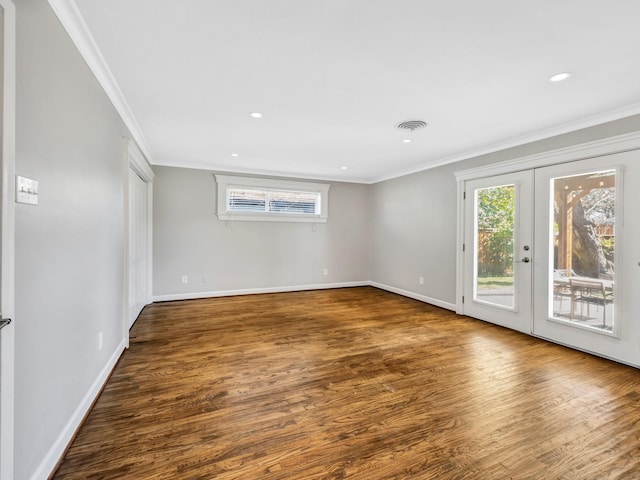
[{"xmin": 477, "ymin": 186, "xmax": 515, "ymax": 276}]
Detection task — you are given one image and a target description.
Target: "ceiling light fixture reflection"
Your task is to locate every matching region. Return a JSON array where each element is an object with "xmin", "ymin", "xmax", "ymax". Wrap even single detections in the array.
[
  {"xmin": 250, "ymin": 112, "xmax": 263, "ymax": 118},
  {"xmin": 403, "ymin": 139, "xmax": 412, "ymax": 143},
  {"xmin": 549, "ymin": 72, "xmax": 571, "ymax": 82},
  {"xmin": 231, "ymin": 153, "xmax": 239, "ymax": 157},
  {"xmin": 340, "ymin": 166, "xmax": 348, "ymax": 170}
]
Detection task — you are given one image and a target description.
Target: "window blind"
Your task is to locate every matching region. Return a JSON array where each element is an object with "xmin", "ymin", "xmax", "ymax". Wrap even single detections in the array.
[{"xmin": 227, "ymin": 187, "xmax": 321, "ymax": 215}]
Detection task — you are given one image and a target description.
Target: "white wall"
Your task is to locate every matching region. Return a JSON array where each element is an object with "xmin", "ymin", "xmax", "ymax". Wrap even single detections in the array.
[
  {"xmin": 153, "ymin": 166, "xmax": 370, "ymax": 298},
  {"xmin": 370, "ymin": 114, "xmax": 640, "ymax": 308},
  {"xmin": 15, "ymin": 0, "xmax": 130, "ymax": 478}
]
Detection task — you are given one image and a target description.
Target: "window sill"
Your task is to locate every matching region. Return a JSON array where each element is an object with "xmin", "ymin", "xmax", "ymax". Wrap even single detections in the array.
[{"xmin": 217, "ymin": 213, "xmax": 327, "ymax": 223}]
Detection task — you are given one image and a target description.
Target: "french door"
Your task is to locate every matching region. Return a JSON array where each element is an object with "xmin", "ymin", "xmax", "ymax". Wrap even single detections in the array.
[
  {"xmin": 461, "ymin": 151, "xmax": 640, "ymax": 367},
  {"xmin": 462, "ymin": 170, "xmax": 533, "ymax": 334},
  {"xmin": 533, "ymin": 153, "xmax": 639, "ymax": 366}
]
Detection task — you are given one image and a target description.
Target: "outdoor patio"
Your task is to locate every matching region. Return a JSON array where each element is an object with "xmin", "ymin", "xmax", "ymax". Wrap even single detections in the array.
[{"xmin": 475, "ymin": 286, "xmax": 614, "ymax": 332}]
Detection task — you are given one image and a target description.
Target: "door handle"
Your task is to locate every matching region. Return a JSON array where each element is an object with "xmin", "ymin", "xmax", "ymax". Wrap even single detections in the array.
[
  {"xmin": 516, "ymin": 257, "xmax": 531, "ymax": 263},
  {"xmin": 0, "ymin": 318, "xmax": 11, "ymax": 330}
]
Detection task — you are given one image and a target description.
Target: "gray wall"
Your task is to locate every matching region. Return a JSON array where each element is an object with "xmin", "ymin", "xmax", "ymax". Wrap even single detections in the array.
[
  {"xmin": 15, "ymin": 1, "xmax": 130, "ymax": 478},
  {"xmin": 370, "ymin": 114, "xmax": 640, "ymax": 307},
  {"xmin": 370, "ymin": 167, "xmax": 458, "ymax": 305},
  {"xmin": 12, "ymin": 1, "xmax": 640, "ymax": 477},
  {"xmin": 153, "ymin": 166, "xmax": 370, "ymax": 297}
]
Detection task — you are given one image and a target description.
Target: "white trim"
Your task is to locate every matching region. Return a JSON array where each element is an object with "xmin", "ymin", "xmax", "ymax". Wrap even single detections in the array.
[
  {"xmin": 374, "ymin": 103, "xmax": 640, "ymax": 184},
  {"xmin": 127, "ymin": 140, "xmax": 154, "ymax": 306},
  {"xmin": 145, "ymin": 183, "xmax": 153, "ymax": 307},
  {"xmin": 31, "ymin": 340, "xmax": 126, "ymax": 480},
  {"xmin": 454, "ymin": 130, "xmax": 640, "ymax": 317},
  {"xmin": 46, "ymin": 0, "xmax": 154, "ymax": 163},
  {"xmin": 454, "ymin": 131, "xmax": 640, "ymax": 181},
  {"xmin": 217, "ymin": 213, "xmax": 326, "ymax": 224},
  {"xmin": 152, "ymin": 281, "xmax": 457, "ymax": 312},
  {"xmin": 214, "ymin": 174, "xmax": 330, "ymax": 223},
  {"xmin": 369, "ymin": 282, "xmax": 457, "ymax": 312},
  {"xmin": 127, "ymin": 141, "xmax": 154, "ymax": 182},
  {"xmin": 0, "ymin": 1, "xmax": 16, "ymax": 478},
  {"xmin": 153, "ymin": 281, "xmax": 369, "ymax": 302},
  {"xmin": 122, "ymin": 142, "xmax": 130, "ymax": 349},
  {"xmin": 125, "ymin": 140, "xmax": 154, "ymax": 343},
  {"xmin": 455, "ymin": 181, "xmax": 466, "ymax": 315},
  {"xmin": 156, "ymin": 161, "xmax": 372, "ymax": 185}
]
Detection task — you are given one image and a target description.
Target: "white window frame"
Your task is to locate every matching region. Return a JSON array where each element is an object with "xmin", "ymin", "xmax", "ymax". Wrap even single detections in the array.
[{"xmin": 214, "ymin": 175, "xmax": 330, "ymax": 223}]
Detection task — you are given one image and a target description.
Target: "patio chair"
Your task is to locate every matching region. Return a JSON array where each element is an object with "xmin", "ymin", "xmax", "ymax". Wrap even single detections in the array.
[
  {"xmin": 553, "ymin": 281, "xmax": 572, "ymax": 312},
  {"xmin": 569, "ymin": 278, "xmax": 611, "ymax": 328},
  {"xmin": 553, "ymin": 269, "xmax": 576, "ymax": 313}
]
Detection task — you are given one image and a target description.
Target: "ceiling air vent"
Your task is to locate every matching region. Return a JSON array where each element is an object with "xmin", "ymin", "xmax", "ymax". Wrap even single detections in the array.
[{"xmin": 396, "ymin": 120, "xmax": 428, "ymax": 132}]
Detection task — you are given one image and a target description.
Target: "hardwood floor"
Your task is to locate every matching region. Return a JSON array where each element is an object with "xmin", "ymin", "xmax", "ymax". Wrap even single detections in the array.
[{"xmin": 53, "ymin": 287, "xmax": 640, "ymax": 479}]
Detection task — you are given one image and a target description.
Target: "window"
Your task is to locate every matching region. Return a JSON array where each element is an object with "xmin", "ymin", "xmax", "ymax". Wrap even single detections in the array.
[{"xmin": 215, "ymin": 175, "xmax": 330, "ymax": 222}]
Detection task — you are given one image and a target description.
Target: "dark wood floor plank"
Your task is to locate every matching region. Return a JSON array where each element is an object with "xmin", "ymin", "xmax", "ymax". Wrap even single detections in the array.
[{"xmin": 53, "ymin": 287, "xmax": 640, "ymax": 479}]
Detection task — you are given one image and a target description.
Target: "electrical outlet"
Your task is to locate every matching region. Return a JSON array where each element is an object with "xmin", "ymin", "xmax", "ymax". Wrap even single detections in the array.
[
  {"xmin": 419, "ymin": 277, "xmax": 424, "ymax": 285},
  {"xmin": 98, "ymin": 332, "xmax": 103, "ymax": 351},
  {"xmin": 181, "ymin": 275, "xmax": 188, "ymax": 284},
  {"xmin": 323, "ymin": 269, "xmax": 329, "ymax": 276}
]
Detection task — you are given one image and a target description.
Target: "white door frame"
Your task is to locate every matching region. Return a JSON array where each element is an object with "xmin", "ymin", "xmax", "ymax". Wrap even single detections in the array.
[
  {"xmin": 0, "ymin": 1, "xmax": 15, "ymax": 478},
  {"xmin": 461, "ymin": 170, "xmax": 534, "ymax": 334},
  {"xmin": 455, "ymin": 132, "xmax": 640, "ymax": 360},
  {"xmin": 532, "ymin": 155, "xmax": 639, "ymax": 365},
  {"xmin": 456, "ymin": 131, "xmax": 640, "ymax": 314},
  {"xmin": 124, "ymin": 141, "xmax": 154, "ymax": 346}
]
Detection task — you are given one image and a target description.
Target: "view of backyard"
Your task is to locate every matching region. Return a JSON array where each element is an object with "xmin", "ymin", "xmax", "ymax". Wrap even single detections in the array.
[
  {"xmin": 475, "ymin": 185, "xmax": 515, "ymax": 308},
  {"xmin": 551, "ymin": 170, "xmax": 615, "ymax": 329},
  {"xmin": 475, "ymin": 170, "xmax": 615, "ymax": 330}
]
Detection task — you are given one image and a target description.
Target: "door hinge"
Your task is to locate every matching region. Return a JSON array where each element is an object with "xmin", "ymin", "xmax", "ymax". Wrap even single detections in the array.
[
  {"xmin": 462, "ymin": 243, "xmax": 465, "ymax": 252},
  {"xmin": 463, "ymin": 191, "xmax": 466, "ymax": 200},
  {"xmin": 462, "ymin": 296, "xmax": 465, "ymax": 304}
]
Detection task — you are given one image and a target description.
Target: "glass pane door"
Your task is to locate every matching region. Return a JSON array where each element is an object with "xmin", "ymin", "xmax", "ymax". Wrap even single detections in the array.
[
  {"xmin": 550, "ymin": 170, "xmax": 615, "ymax": 332},
  {"xmin": 474, "ymin": 184, "xmax": 515, "ymax": 309},
  {"xmin": 534, "ymin": 152, "xmax": 640, "ymax": 366},
  {"xmin": 463, "ymin": 171, "xmax": 533, "ymax": 334}
]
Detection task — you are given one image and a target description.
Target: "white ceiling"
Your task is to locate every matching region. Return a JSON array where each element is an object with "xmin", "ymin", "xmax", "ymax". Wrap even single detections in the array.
[{"xmin": 54, "ymin": 0, "xmax": 640, "ymax": 183}]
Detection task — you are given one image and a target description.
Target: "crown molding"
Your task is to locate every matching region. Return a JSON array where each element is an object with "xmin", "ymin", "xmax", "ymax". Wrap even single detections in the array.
[
  {"xmin": 373, "ymin": 101, "xmax": 640, "ymax": 184},
  {"xmin": 127, "ymin": 140, "xmax": 154, "ymax": 182},
  {"xmin": 454, "ymin": 130, "xmax": 640, "ymax": 181},
  {"xmin": 151, "ymin": 158, "xmax": 372, "ymax": 185},
  {"xmin": 47, "ymin": 0, "xmax": 154, "ymax": 163}
]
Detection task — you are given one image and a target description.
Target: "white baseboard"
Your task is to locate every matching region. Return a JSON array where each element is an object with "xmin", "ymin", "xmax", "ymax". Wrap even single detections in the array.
[
  {"xmin": 152, "ymin": 281, "xmax": 369, "ymax": 302},
  {"xmin": 369, "ymin": 281, "xmax": 457, "ymax": 311},
  {"xmin": 153, "ymin": 280, "xmax": 456, "ymax": 312},
  {"xmin": 33, "ymin": 339, "xmax": 126, "ymax": 480}
]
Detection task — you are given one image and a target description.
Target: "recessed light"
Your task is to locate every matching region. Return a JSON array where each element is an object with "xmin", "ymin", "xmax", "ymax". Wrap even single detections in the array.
[
  {"xmin": 402, "ymin": 139, "xmax": 412, "ymax": 143},
  {"xmin": 549, "ymin": 72, "xmax": 571, "ymax": 82},
  {"xmin": 340, "ymin": 166, "xmax": 348, "ymax": 170},
  {"xmin": 231, "ymin": 153, "xmax": 239, "ymax": 157},
  {"xmin": 250, "ymin": 112, "xmax": 263, "ymax": 118}
]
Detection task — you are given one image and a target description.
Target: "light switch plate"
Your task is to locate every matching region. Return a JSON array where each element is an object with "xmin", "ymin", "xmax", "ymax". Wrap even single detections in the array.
[{"xmin": 16, "ymin": 176, "xmax": 39, "ymax": 205}]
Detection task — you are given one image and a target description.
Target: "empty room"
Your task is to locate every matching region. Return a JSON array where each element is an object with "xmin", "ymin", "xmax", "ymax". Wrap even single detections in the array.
[{"xmin": 3, "ymin": 0, "xmax": 640, "ymax": 479}]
